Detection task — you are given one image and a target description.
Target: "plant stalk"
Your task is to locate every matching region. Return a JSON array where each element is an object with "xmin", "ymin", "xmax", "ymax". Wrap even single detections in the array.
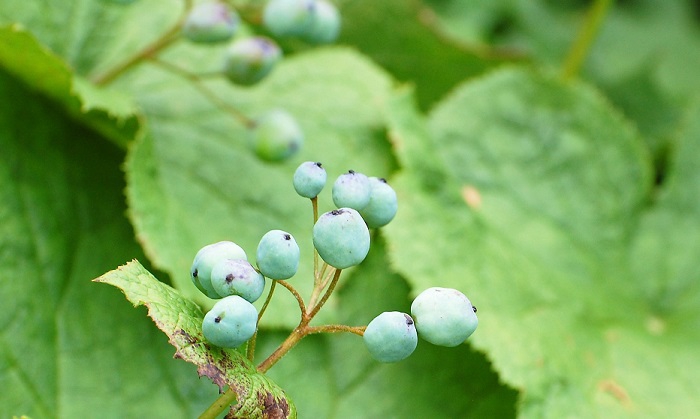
[{"xmin": 560, "ymin": 0, "xmax": 614, "ymax": 80}]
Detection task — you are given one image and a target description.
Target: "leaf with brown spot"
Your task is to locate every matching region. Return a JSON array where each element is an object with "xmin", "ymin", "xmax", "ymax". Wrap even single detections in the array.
[{"xmin": 95, "ymin": 260, "xmax": 297, "ymax": 418}]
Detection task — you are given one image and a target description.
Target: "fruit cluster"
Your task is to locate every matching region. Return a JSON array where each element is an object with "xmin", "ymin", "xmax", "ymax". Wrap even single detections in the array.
[
  {"xmin": 105, "ymin": 0, "xmax": 342, "ymax": 162},
  {"xmin": 189, "ymin": 161, "xmax": 478, "ymax": 365}
]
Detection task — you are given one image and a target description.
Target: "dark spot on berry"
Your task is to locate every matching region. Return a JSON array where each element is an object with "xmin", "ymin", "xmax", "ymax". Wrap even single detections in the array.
[
  {"xmin": 193, "ymin": 269, "xmax": 198, "ymax": 278},
  {"xmin": 379, "ymin": 178, "xmax": 387, "ymax": 183},
  {"xmin": 314, "ymin": 162, "xmax": 322, "ymax": 167},
  {"xmin": 348, "ymin": 169, "xmax": 355, "ymax": 174},
  {"xmin": 472, "ymin": 305, "xmax": 477, "ymax": 313},
  {"xmin": 214, "ymin": 316, "xmax": 222, "ymax": 323},
  {"xmin": 283, "ymin": 234, "xmax": 291, "ymax": 240},
  {"xmin": 404, "ymin": 314, "xmax": 414, "ymax": 325},
  {"xmin": 225, "ymin": 274, "xmax": 234, "ymax": 284},
  {"xmin": 330, "ymin": 209, "xmax": 344, "ymax": 216}
]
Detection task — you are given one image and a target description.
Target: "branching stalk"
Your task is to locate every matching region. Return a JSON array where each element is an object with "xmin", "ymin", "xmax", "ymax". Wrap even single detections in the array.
[{"xmin": 561, "ymin": 0, "xmax": 614, "ymax": 80}]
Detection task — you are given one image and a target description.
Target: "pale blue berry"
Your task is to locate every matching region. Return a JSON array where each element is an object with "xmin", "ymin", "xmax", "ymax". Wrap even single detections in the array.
[
  {"xmin": 222, "ymin": 37, "xmax": 281, "ymax": 86},
  {"xmin": 210, "ymin": 259, "xmax": 265, "ymax": 302},
  {"xmin": 411, "ymin": 287, "xmax": 478, "ymax": 347},
  {"xmin": 202, "ymin": 295, "xmax": 258, "ymax": 348},
  {"xmin": 363, "ymin": 311, "xmax": 418, "ymax": 363},
  {"xmin": 302, "ymin": 0, "xmax": 340, "ymax": 44},
  {"xmin": 191, "ymin": 241, "xmax": 248, "ymax": 299},
  {"xmin": 263, "ymin": 0, "xmax": 316, "ymax": 37},
  {"xmin": 293, "ymin": 161, "xmax": 326, "ymax": 198},
  {"xmin": 250, "ymin": 109, "xmax": 303, "ymax": 162},
  {"xmin": 312, "ymin": 208, "xmax": 370, "ymax": 269},
  {"xmin": 359, "ymin": 177, "xmax": 398, "ymax": 228},
  {"xmin": 256, "ymin": 230, "xmax": 300, "ymax": 280},
  {"xmin": 332, "ymin": 170, "xmax": 371, "ymax": 210},
  {"xmin": 183, "ymin": 2, "xmax": 239, "ymax": 44}
]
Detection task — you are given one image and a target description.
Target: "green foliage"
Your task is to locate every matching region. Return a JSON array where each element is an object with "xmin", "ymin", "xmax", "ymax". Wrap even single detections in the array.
[{"xmin": 2, "ymin": 0, "xmax": 699, "ymax": 417}]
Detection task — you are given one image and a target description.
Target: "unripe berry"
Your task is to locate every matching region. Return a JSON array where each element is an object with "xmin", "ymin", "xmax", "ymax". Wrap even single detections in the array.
[
  {"xmin": 312, "ymin": 208, "xmax": 370, "ymax": 269},
  {"xmin": 411, "ymin": 287, "xmax": 478, "ymax": 347},
  {"xmin": 256, "ymin": 230, "xmax": 300, "ymax": 280},
  {"xmin": 332, "ymin": 170, "xmax": 371, "ymax": 210},
  {"xmin": 302, "ymin": 0, "xmax": 341, "ymax": 44},
  {"xmin": 293, "ymin": 161, "xmax": 327, "ymax": 198},
  {"xmin": 363, "ymin": 311, "xmax": 418, "ymax": 363},
  {"xmin": 250, "ymin": 109, "xmax": 303, "ymax": 162},
  {"xmin": 191, "ymin": 241, "xmax": 248, "ymax": 299},
  {"xmin": 222, "ymin": 37, "xmax": 281, "ymax": 86},
  {"xmin": 202, "ymin": 295, "xmax": 258, "ymax": 348},
  {"xmin": 263, "ymin": 0, "xmax": 316, "ymax": 37},
  {"xmin": 359, "ymin": 177, "xmax": 398, "ymax": 228},
  {"xmin": 210, "ymin": 259, "xmax": 265, "ymax": 302},
  {"xmin": 182, "ymin": 2, "xmax": 239, "ymax": 44}
]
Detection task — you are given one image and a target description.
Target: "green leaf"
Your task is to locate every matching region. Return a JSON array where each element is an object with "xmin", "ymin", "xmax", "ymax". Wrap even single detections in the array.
[
  {"xmin": 384, "ymin": 67, "xmax": 700, "ymax": 416},
  {"xmin": 254, "ymin": 236, "xmax": 518, "ymax": 418},
  {"xmin": 0, "ymin": 25, "xmax": 140, "ymax": 148},
  {"xmin": 95, "ymin": 260, "xmax": 297, "ymax": 418},
  {"xmin": 0, "ymin": 70, "xmax": 213, "ymax": 418},
  {"xmin": 123, "ymin": 47, "xmax": 397, "ymax": 328},
  {"xmin": 339, "ymin": 0, "xmax": 520, "ymax": 109}
]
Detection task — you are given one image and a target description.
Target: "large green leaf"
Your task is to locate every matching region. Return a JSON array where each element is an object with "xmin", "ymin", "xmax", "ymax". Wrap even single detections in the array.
[
  {"xmin": 0, "ymin": 25, "xmax": 140, "ymax": 148},
  {"xmin": 122, "ymin": 47, "xmax": 397, "ymax": 328},
  {"xmin": 384, "ymin": 68, "xmax": 700, "ymax": 416},
  {"xmin": 0, "ymin": 70, "xmax": 214, "ymax": 418}
]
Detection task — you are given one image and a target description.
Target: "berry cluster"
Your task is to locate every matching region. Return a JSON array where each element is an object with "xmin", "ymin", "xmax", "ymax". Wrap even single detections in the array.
[
  {"xmin": 190, "ymin": 162, "xmax": 476, "ymax": 368},
  {"xmin": 103, "ymin": 0, "xmax": 342, "ymax": 163}
]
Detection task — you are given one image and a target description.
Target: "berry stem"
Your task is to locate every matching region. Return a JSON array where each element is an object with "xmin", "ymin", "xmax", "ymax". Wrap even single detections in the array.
[
  {"xmin": 257, "ymin": 279, "xmax": 277, "ymax": 322},
  {"xmin": 560, "ymin": 0, "xmax": 613, "ymax": 80},
  {"xmin": 91, "ymin": 0, "xmax": 193, "ymax": 86},
  {"xmin": 306, "ymin": 324, "xmax": 366, "ymax": 336},
  {"xmin": 311, "ymin": 196, "xmax": 320, "ymax": 280},
  {"xmin": 147, "ymin": 57, "xmax": 256, "ymax": 128},
  {"xmin": 277, "ymin": 280, "xmax": 306, "ymax": 314},
  {"xmin": 197, "ymin": 387, "xmax": 237, "ymax": 419},
  {"xmin": 307, "ymin": 268, "xmax": 342, "ymax": 319}
]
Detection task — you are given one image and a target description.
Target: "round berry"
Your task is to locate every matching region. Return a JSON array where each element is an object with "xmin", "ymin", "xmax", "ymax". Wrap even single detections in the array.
[
  {"xmin": 202, "ymin": 295, "xmax": 258, "ymax": 348},
  {"xmin": 263, "ymin": 0, "xmax": 316, "ymax": 38},
  {"xmin": 250, "ymin": 109, "xmax": 303, "ymax": 162},
  {"xmin": 312, "ymin": 208, "xmax": 370, "ymax": 269},
  {"xmin": 302, "ymin": 0, "xmax": 340, "ymax": 44},
  {"xmin": 210, "ymin": 259, "xmax": 265, "ymax": 302},
  {"xmin": 363, "ymin": 312, "xmax": 418, "ymax": 363},
  {"xmin": 332, "ymin": 170, "xmax": 371, "ymax": 210},
  {"xmin": 222, "ymin": 36, "xmax": 282, "ymax": 86},
  {"xmin": 411, "ymin": 287, "xmax": 478, "ymax": 347},
  {"xmin": 256, "ymin": 230, "xmax": 300, "ymax": 280},
  {"xmin": 293, "ymin": 161, "xmax": 327, "ymax": 198},
  {"xmin": 182, "ymin": 2, "xmax": 239, "ymax": 44},
  {"xmin": 359, "ymin": 177, "xmax": 398, "ymax": 228},
  {"xmin": 191, "ymin": 241, "xmax": 248, "ymax": 299}
]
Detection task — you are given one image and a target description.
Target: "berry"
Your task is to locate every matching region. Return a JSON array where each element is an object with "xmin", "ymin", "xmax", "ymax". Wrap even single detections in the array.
[
  {"xmin": 302, "ymin": 0, "xmax": 341, "ymax": 44},
  {"xmin": 363, "ymin": 312, "xmax": 418, "ymax": 363},
  {"xmin": 256, "ymin": 230, "xmax": 300, "ymax": 280},
  {"xmin": 359, "ymin": 177, "xmax": 398, "ymax": 228},
  {"xmin": 191, "ymin": 241, "xmax": 248, "ymax": 299},
  {"xmin": 263, "ymin": 0, "xmax": 316, "ymax": 38},
  {"xmin": 202, "ymin": 295, "xmax": 258, "ymax": 348},
  {"xmin": 222, "ymin": 37, "xmax": 282, "ymax": 86},
  {"xmin": 312, "ymin": 208, "xmax": 370, "ymax": 269},
  {"xmin": 210, "ymin": 259, "xmax": 265, "ymax": 303},
  {"xmin": 411, "ymin": 287, "xmax": 478, "ymax": 347},
  {"xmin": 332, "ymin": 170, "xmax": 371, "ymax": 210},
  {"xmin": 250, "ymin": 109, "xmax": 303, "ymax": 162},
  {"xmin": 182, "ymin": 2, "xmax": 239, "ymax": 44},
  {"xmin": 293, "ymin": 161, "xmax": 327, "ymax": 198}
]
